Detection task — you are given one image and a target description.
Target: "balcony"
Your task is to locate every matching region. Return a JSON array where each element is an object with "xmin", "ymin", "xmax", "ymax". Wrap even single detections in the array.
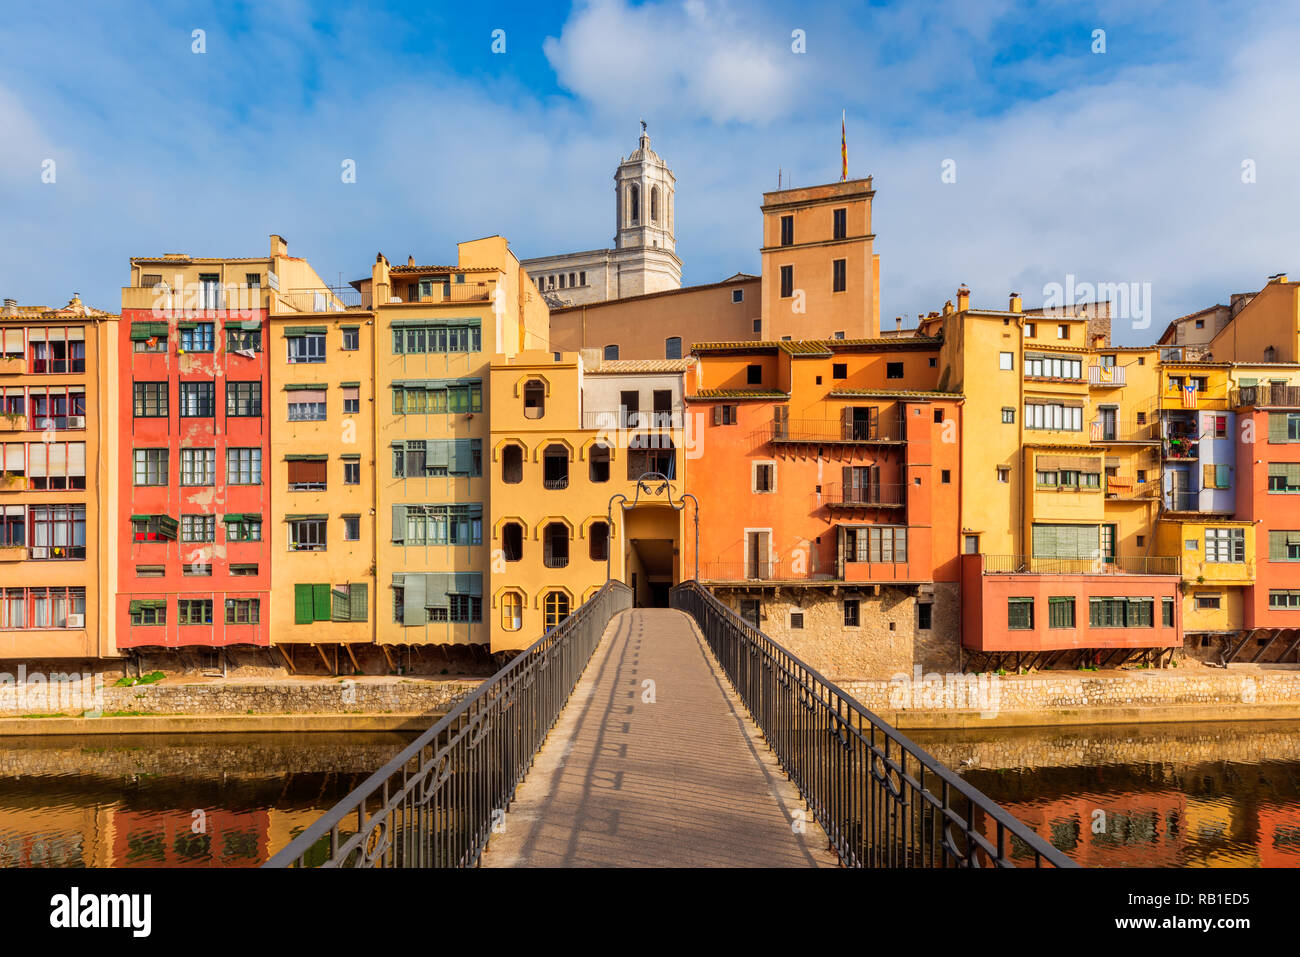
[
  {"xmin": 0, "ymin": 413, "xmax": 25, "ymax": 432},
  {"xmin": 275, "ymin": 287, "xmax": 371, "ymax": 314},
  {"xmin": 700, "ymin": 560, "xmax": 824, "ymax": 582},
  {"xmin": 1088, "ymin": 365, "xmax": 1126, "ymax": 387},
  {"xmin": 763, "ymin": 419, "xmax": 905, "ymax": 446},
  {"xmin": 981, "ymin": 554, "xmax": 1180, "ymax": 575},
  {"xmin": 1105, "ymin": 476, "xmax": 1160, "ymax": 500},
  {"xmin": 582, "ymin": 409, "xmax": 684, "ymax": 431},
  {"xmin": 0, "ymin": 474, "xmax": 26, "ymax": 492},
  {"xmin": 0, "ymin": 357, "xmax": 24, "ymax": 375},
  {"xmin": 394, "ymin": 282, "xmax": 496, "ymax": 305},
  {"xmin": 1090, "ymin": 418, "xmax": 1159, "ymax": 443},
  {"xmin": 1231, "ymin": 384, "xmax": 1300, "ymax": 409},
  {"xmin": 823, "ymin": 483, "xmax": 906, "ymax": 509},
  {"xmin": 0, "ymin": 544, "xmax": 23, "ymax": 562}
]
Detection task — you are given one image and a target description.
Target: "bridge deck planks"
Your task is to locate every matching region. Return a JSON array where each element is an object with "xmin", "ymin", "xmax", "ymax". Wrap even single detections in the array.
[{"xmin": 482, "ymin": 608, "xmax": 838, "ymax": 868}]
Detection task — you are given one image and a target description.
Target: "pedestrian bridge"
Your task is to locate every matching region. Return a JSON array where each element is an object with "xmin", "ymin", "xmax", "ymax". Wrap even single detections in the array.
[{"xmin": 267, "ymin": 581, "xmax": 1073, "ymax": 869}]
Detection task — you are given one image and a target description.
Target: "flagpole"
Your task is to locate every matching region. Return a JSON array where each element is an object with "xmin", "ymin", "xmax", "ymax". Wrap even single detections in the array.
[{"xmin": 840, "ymin": 110, "xmax": 847, "ymax": 182}]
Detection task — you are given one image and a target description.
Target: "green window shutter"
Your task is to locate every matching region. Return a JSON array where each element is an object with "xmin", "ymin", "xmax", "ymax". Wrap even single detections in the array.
[
  {"xmin": 1216, "ymin": 464, "xmax": 1230, "ymax": 488},
  {"xmin": 331, "ymin": 587, "xmax": 350, "ymax": 622},
  {"xmin": 1239, "ymin": 378, "xmax": 1258, "ymax": 388},
  {"xmin": 349, "ymin": 583, "xmax": 368, "ymax": 622},
  {"xmin": 1269, "ymin": 413, "xmax": 1289, "ymax": 443},
  {"xmin": 426, "ymin": 573, "xmax": 449, "ymax": 609},
  {"xmin": 1290, "ymin": 464, "xmax": 1300, "ymax": 485},
  {"xmin": 294, "ymin": 584, "xmax": 313, "ymax": 624},
  {"xmin": 1270, "ymin": 531, "xmax": 1287, "ymax": 561},
  {"xmin": 158, "ymin": 516, "xmax": 179, "ymax": 541},
  {"xmin": 402, "ymin": 574, "xmax": 426, "ymax": 627},
  {"xmin": 392, "ymin": 505, "xmax": 406, "ymax": 542},
  {"xmin": 128, "ymin": 600, "xmax": 144, "ymax": 614},
  {"xmin": 312, "ymin": 584, "xmax": 331, "ymax": 621},
  {"xmin": 451, "ymin": 439, "xmax": 473, "ymax": 474},
  {"xmin": 431, "ymin": 441, "xmax": 451, "ymax": 470}
]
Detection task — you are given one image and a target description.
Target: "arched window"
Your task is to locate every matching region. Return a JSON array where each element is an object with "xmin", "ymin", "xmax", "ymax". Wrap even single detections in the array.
[
  {"xmin": 588, "ymin": 443, "xmax": 611, "ymax": 483},
  {"xmin": 501, "ymin": 592, "xmax": 522, "ymax": 631},
  {"xmin": 1265, "ymin": 346, "xmax": 1277, "ymax": 362},
  {"xmin": 523, "ymin": 380, "xmax": 545, "ymax": 419},
  {"xmin": 651, "ymin": 186, "xmax": 660, "ymax": 223},
  {"xmin": 502, "ymin": 522, "xmax": 523, "ymax": 562},
  {"xmin": 543, "ymin": 444, "xmax": 569, "ymax": 488},
  {"xmin": 604, "ymin": 344, "xmax": 619, "ymax": 361},
  {"xmin": 589, "ymin": 521, "xmax": 609, "ymax": 561},
  {"xmin": 502, "ymin": 444, "xmax": 523, "ymax": 483},
  {"xmin": 543, "ymin": 523, "xmax": 569, "ymax": 568},
  {"xmin": 629, "ymin": 184, "xmax": 640, "ymax": 225},
  {"xmin": 544, "ymin": 591, "xmax": 571, "ymax": 630}
]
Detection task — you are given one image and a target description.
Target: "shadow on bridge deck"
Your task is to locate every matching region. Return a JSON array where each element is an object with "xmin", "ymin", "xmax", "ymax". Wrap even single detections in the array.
[{"xmin": 481, "ymin": 608, "xmax": 838, "ymax": 867}]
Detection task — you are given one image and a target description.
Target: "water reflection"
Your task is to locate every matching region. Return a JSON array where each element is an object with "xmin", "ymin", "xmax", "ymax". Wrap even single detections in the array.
[
  {"xmin": 0, "ymin": 732, "xmax": 416, "ymax": 867},
  {"xmin": 912, "ymin": 720, "xmax": 1300, "ymax": 867}
]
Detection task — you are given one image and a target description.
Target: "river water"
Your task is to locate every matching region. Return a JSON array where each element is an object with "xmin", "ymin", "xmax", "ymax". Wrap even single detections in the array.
[
  {"xmin": 911, "ymin": 720, "xmax": 1300, "ymax": 867},
  {"xmin": 4, "ymin": 722, "xmax": 1300, "ymax": 867}
]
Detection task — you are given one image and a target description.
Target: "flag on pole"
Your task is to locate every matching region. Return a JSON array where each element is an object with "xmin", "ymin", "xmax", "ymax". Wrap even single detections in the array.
[
  {"xmin": 840, "ymin": 110, "xmax": 847, "ymax": 182},
  {"xmin": 1182, "ymin": 384, "xmax": 1198, "ymax": 409}
]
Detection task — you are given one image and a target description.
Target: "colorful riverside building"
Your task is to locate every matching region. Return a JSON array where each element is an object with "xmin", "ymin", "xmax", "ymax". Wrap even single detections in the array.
[
  {"xmin": 486, "ymin": 351, "xmax": 688, "ymax": 650},
  {"xmin": 680, "ymin": 336, "xmax": 962, "ymax": 676},
  {"xmin": 116, "ymin": 238, "xmax": 337, "ymax": 663},
  {"xmin": 0, "ymin": 296, "xmax": 117, "ymax": 660},
  {"xmin": 917, "ymin": 291, "xmax": 1182, "ymax": 669}
]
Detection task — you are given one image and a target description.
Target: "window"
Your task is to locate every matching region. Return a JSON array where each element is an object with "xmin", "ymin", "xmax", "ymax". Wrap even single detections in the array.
[
  {"xmin": 845, "ymin": 526, "xmax": 908, "ymax": 563},
  {"xmin": 789, "ymin": 612, "xmax": 805, "ymax": 629},
  {"xmin": 392, "ymin": 439, "xmax": 481, "ymax": 478},
  {"xmin": 1024, "ymin": 354, "xmax": 1083, "ymax": 379},
  {"xmin": 523, "ymin": 380, "xmax": 545, "ymax": 419},
  {"xmin": 1162, "ymin": 597, "xmax": 1174, "ymax": 627},
  {"xmin": 832, "ymin": 207, "xmax": 847, "ymax": 239},
  {"xmin": 183, "ymin": 564, "xmax": 213, "ymax": 577},
  {"xmin": 886, "ymin": 362, "xmax": 903, "ymax": 379},
  {"xmin": 295, "ymin": 583, "xmax": 369, "ymax": 623},
  {"xmin": 752, "ymin": 318, "xmax": 761, "ymax": 334},
  {"xmin": 712, "ymin": 404, "xmax": 738, "ymax": 426},
  {"xmin": 287, "ymin": 388, "xmax": 327, "ymax": 422},
  {"xmin": 287, "ymin": 331, "xmax": 326, "ymax": 363},
  {"xmin": 132, "ymin": 449, "xmax": 167, "ymax": 486},
  {"xmin": 28, "ymin": 505, "xmax": 86, "ymax": 559},
  {"xmin": 24, "ymin": 385, "xmax": 86, "ymax": 431},
  {"xmin": 343, "ymin": 460, "xmax": 360, "ymax": 485},
  {"xmin": 502, "ymin": 444, "xmax": 524, "ymax": 484},
  {"xmin": 627, "ymin": 434, "xmax": 675, "ymax": 479},
  {"xmin": 1089, "ymin": 597, "xmax": 1154, "ymax": 628},
  {"xmin": 342, "ymin": 385, "xmax": 360, "ymax": 414},
  {"xmin": 1048, "ymin": 597, "xmax": 1075, "ymax": 629},
  {"xmin": 604, "ymin": 345, "xmax": 619, "ymax": 361},
  {"xmin": 343, "ymin": 515, "xmax": 360, "ymax": 541},
  {"xmin": 754, "ymin": 462, "xmax": 775, "ymax": 493},
  {"xmin": 579, "ymin": 271, "xmax": 586, "ymax": 286},
  {"xmin": 832, "ymin": 363, "xmax": 847, "ymax": 380},
  {"xmin": 1057, "ymin": 324, "xmax": 1069, "ymax": 340},
  {"xmin": 964, "ymin": 535, "xmax": 979, "ymax": 554},
  {"xmin": 180, "ymin": 514, "xmax": 215, "ymax": 543},
  {"xmin": 840, "ymin": 599, "xmax": 860, "ymax": 627},
  {"xmin": 732, "ymin": 289, "xmax": 744, "ymax": 304},
  {"xmin": 1212, "ymin": 415, "xmax": 1228, "ymax": 439},
  {"xmin": 131, "ymin": 515, "xmax": 178, "ymax": 542},
  {"xmin": 997, "ymin": 467, "xmax": 1010, "ymax": 483},
  {"xmin": 1205, "ymin": 527, "xmax": 1245, "ymax": 563},
  {"xmin": 27, "ymin": 326, "xmax": 86, "ymax": 374},
  {"xmin": 129, "ymin": 599, "xmax": 166, "ymax": 627},
  {"xmin": 225, "ymin": 599, "xmax": 261, "ymax": 624},
  {"xmin": 1269, "ymin": 590, "xmax": 1300, "ymax": 609},
  {"xmin": 780, "ymin": 265, "xmax": 793, "ymax": 298},
  {"xmin": 0, "ymin": 506, "xmax": 22, "ymax": 547},
  {"xmin": 396, "ymin": 504, "xmax": 482, "ymax": 546},
  {"xmin": 1268, "ymin": 412, "xmax": 1300, "ymax": 443},
  {"xmin": 543, "ymin": 523, "xmax": 569, "ymax": 568},
  {"xmin": 287, "ymin": 457, "xmax": 327, "ymax": 491},
  {"xmin": 1268, "ymin": 531, "xmax": 1300, "ymax": 561},
  {"xmin": 225, "ymin": 515, "xmax": 262, "ymax": 542},
  {"xmin": 1195, "ymin": 594, "xmax": 1222, "ymax": 610},
  {"xmin": 391, "ymin": 321, "xmax": 482, "ymax": 355},
  {"xmin": 178, "ymin": 323, "xmax": 215, "ymax": 353},
  {"xmin": 132, "ymin": 323, "xmax": 168, "ymax": 353},
  {"xmin": 588, "ymin": 444, "xmax": 610, "ymax": 483},
  {"xmin": 231, "ymin": 563, "xmax": 259, "ymax": 576},
  {"xmin": 544, "ymin": 591, "xmax": 571, "ymax": 629},
  {"xmin": 1024, "ymin": 322, "xmax": 1036, "ymax": 338},
  {"xmin": 392, "ymin": 380, "xmax": 483, "ymax": 415},
  {"xmin": 740, "ymin": 599, "xmax": 761, "ymax": 627},
  {"xmin": 779, "ymin": 215, "xmax": 794, "ymax": 246},
  {"xmin": 179, "ymin": 381, "xmax": 216, "ymax": 417},
  {"xmin": 1024, "ymin": 402, "xmax": 1084, "ymax": 432},
  {"xmin": 227, "ymin": 382, "xmax": 261, "ymax": 417},
  {"xmin": 933, "ymin": 409, "xmax": 944, "ymax": 424},
  {"xmin": 133, "ymin": 382, "xmax": 168, "ymax": 418},
  {"xmin": 342, "ymin": 327, "xmax": 359, "ymax": 350},
  {"xmin": 227, "ymin": 448, "xmax": 262, "ymax": 485},
  {"xmin": 941, "ymin": 469, "xmax": 951, "ymax": 484},
  {"xmin": 180, "ymin": 448, "xmax": 216, "ymax": 486},
  {"xmin": 178, "ymin": 599, "xmax": 214, "ymax": 626},
  {"xmin": 1008, "ymin": 597, "xmax": 1034, "ymax": 630},
  {"xmin": 502, "ymin": 522, "xmax": 523, "ymax": 561},
  {"xmin": 999, "ymin": 352, "xmax": 1014, "ymax": 370},
  {"xmin": 501, "ymin": 592, "xmax": 523, "ymax": 631},
  {"xmin": 589, "ymin": 521, "xmax": 609, "ymax": 561},
  {"xmin": 226, "ymin": 327, "xmax": 261, "ymax": 353},
  {"xmin": 746, "ymin": 364, "xmax": 762, "ymax": 385},
  {"xmin": 1002, "ymin": 407, "xmax": 1015, "ymax": 424},
  {"xmin": 1268, "ymin": 463, "xmax": 1300, "ymax": 493},
  {"xmin": 1190, "ymin": 376, "xmax": 1208, "ymax": 392},
  {"xmin": 136, "ymin": 565, "xmax": 164, "ymax": 578},
  {"xmin": 665, "ymin": 337, "xmax": 682, "ymax": 360},
  {"xmin": 543, "ymin": 446, "xmax": 569, "ymax": 489},
  {"xmin": 832, "ymin": 259, "xmax": 846, "ymax": 292},
  {"xmin": 288, "ymin": 519, "xmax": 326, "ymax": 551},
  {"xmin": 918, "ymin": 602, "xmax": 933, "ymax": 630}
]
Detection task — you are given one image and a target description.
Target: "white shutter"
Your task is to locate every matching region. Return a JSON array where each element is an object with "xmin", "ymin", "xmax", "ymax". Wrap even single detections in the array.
[
  {"xmin": 48, "ymin": 443, "xmax": 67, "ymax": 478},
  {"xmin": 68, "ymin": 443, "xmax": 86, "ymax": 477},
  {"xmin": 27, "ymin": 443, "xmax": 46, "ymax": 477}
]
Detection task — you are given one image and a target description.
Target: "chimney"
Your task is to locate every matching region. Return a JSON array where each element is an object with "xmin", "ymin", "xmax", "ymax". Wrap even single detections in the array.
[
  {"xmin": 1268, "ymin": 272, "xmax": 1288, "ymax": 284},
  {"xmin": 895, "ymin": 316, "xmax": 902, "ymax": 331},
  {"xmin": 269, "ymin": 234, "xmax": 288, "ymax": 257},
  {"xmin": 408, "ymin": 256, "xmax": 415, "ymax": 266},
  {"xmin": 956, "ymin": 285, "xmax": 970, "ymax": 311},
  {"xmin": 942, "ymin": 300, "xmax": 954, "ymax": 316},
  {"xmin": 1009, "ymin": 292, "xmax": 1022, "ymax": 313},
  {"xmin": 2, "ymin": 299, "xmax": 16, "ymax": 316}
]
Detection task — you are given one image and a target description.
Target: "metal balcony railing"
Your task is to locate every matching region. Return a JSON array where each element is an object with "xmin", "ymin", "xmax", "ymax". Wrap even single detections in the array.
[
  {"xmin": 275, "ymin": 287, "xmax": 370, "ymax": 313},
  {"xmin": 1089, "ymin": 418, "xmax": 1159, "ymax": 443},
  {"xmin": 765, "ymin": 418, "xmax": 906, "ymax": 444},
  {"xmin": 542, "ymin": 476, "xmax": 569, "ymax": 490},
  {"xmin": 981, "ymin": 554, "xmax": 1180, "ymax": 575},
  {"xmin": 1088, "ymin": 365, "xmax": 1127, "ymax": 386},
  {"xmin": 264, "ymin": 580, "xmax": 633, "ymax": 868},
  {"xmin": 823, "ymin": 483, "xmax": 907, "ymax": 507},
  {"xmin": 670, "ymin": 581, "xmax": 1075, "ymax": 868},
  {"xmin": 581, "ymin": 409, "xmax": 683, "ymax": 430}
]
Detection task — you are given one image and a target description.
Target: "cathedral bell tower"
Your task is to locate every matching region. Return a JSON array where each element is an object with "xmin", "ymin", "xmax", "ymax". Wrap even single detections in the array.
[{"xmin": 614, "ymin": 121, "xmax": 676, "ymax": 256}]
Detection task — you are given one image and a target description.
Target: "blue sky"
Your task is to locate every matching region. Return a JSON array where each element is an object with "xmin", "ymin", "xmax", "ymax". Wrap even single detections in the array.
[{"xmin": 2, "ymin": 0, "xmax": 1299, "ymax": 342}]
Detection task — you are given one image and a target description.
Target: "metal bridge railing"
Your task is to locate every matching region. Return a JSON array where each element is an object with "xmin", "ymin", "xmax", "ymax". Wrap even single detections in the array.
[
  {"xmin": 670, "ymin": 580, "xmax": 1076, "ymax": 868},
  {"xmin": 264, "ymin": 579, "xmax": 632, "ymax": 868}
]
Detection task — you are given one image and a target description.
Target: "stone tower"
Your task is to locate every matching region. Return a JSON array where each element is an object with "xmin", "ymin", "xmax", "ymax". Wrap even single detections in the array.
[{"xmin": 615, "ymin": 123, "xmax": 677, "ymax": 258}]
